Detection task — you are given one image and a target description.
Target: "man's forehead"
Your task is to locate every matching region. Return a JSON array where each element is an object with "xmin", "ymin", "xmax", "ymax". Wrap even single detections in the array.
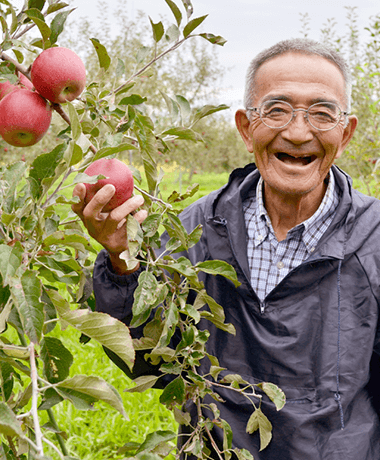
[{"xmin": 253, "ymin": 52, "xmax": 346, "ymax": 103}]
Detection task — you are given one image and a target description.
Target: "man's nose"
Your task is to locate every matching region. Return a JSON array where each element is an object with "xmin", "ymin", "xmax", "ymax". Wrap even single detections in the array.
[{"xmin": 280, "ymin": 110, "xmax": 314, "ymax": 144}]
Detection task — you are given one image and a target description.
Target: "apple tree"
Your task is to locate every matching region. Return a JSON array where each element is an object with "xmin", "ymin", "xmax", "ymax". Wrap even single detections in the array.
[{"xmin": 0, "ymin": 1, "xmax": 285, "ymax": 459}]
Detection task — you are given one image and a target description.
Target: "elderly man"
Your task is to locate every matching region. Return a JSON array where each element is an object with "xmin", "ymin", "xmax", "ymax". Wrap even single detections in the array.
[{"xmin": 73, "ymin": 38, "xmax": 380, "ymax": 459}]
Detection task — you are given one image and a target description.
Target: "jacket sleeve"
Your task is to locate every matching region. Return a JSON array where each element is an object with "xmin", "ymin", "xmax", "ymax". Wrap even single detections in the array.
[{"xmin": 93, "ymin": 249, "xmax": 164, "ymax": 383}]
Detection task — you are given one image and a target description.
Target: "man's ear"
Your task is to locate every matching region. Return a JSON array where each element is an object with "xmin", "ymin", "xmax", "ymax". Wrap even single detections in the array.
[
  {"xmin": 335, "ymin": 115, "xmax": 358, "ymax": 160},
  {"xmin": 235, "ymin": 109, "xmax": 254, "ymax": 153}
]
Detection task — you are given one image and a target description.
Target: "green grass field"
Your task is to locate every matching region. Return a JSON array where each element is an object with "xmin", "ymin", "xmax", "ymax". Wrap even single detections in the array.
[{"xmin": 40, "ymin": 168, "xmax": 231, "ymax": 460}]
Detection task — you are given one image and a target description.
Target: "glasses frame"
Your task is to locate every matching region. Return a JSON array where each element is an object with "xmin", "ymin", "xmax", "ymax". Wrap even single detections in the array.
[{"xmin": 246, "ymin": 100, "xmax": 350, "ymax": 132}]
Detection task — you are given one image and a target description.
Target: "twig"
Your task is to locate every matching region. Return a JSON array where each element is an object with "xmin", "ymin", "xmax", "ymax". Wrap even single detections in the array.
[
  {"xmin": 42, "ymin": 435, "xmax": 65, "ymax": 460},
  {"xmin": 29, "ymin": 343, "xmax": 44, "ymax": 457},
  {"xmin": 47, "ymin": 408, "xmax": 70, "ymax": 456},
  {"xmin": 134, "ymin": 184, "xmax": 172, "ymax": 208}
]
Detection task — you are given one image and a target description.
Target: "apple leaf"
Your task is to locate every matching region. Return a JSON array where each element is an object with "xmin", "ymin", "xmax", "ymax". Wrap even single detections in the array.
[
  {"xmin": 28, "ymin": 0, "xmax": 45, "ymax": 10},
  {"xmin": 0, "ymin": 402, "xmax": 24, "ymax": 438},
  {"xmin": 50, "ymin": 9, "xmax": 74, "ymax": 44},
  {"xmin": 164, "ymin": 0, "xmax": 182, "ymax": 26},
  {"xmin": 25, "ymin": 9, "xmax": 51, "ymax": 43},
  {"xmin": 90, "ymin": 38, "xmax": 111, "ymax": 71},
  {"xmin": 48, "ymin": 290, "xmax": 135, "ymax": 371},
  {"xmin": 183, "ymin": 15, "xmax": 208, "ymax": 38},
  {"xmin": 126, "ymin": 375, "xmax": 160, "ymax": 393},
  {"xmin": 46, "ymin": 2, "xmax": 69, "ymax": 15},
  {"xmin": 181, "ymin": 0, "xmax": 194, "ymax": 20},
  {"xmin": 119, "ymin": 94, "xmax": 147, "ymax": 106},
  {"xmin": 196, "ymin": 260, "xmax": 241, "ymax": 287},
  {"xmin": 136, "ymin": 430, "xmax": 177, "ymax": 454},
  {"xmin": 257, "ymin": 382, "xmax": 286, "ymax": 411},
  {"xmin": 10, "ymin": 270, "xmax": 44, "ymax": 344},
  {"xmin": 199, "ymin": 33, "xmax": 227, "ymax": 46},
  {"xmin": 57, "ymin": 375, "xmax": 128, "ymax": 418},
  {"xmin": 0, "ymin": 243, "xmax": 23, "ymax": 287},
  {"xmin": 66, "ymin": 101, "xmax": 82, "ymax": 141},
  {"xmin": 149, "ymin": 17, "xmax": 165, "ymax": 42},
  {"xmin": 40, "ymin": 337, "xmax": 73, "ymax": 384},
  {"xmin": 246, "ymin": 407, "xmax": 272, "ymax": 451},
  {"xmin": 192, "ymin": 104, "xmax": 229, "ymax": 125}
]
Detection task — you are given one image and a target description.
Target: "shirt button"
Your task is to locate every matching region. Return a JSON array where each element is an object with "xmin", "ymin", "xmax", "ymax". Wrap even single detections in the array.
[
  {"xmin": 277, "ymin": 261, "xmax": 284, "ymax": 270},
  {"xmin": 257, "ymin": 234, "xmax": 263, "ymax": 241}
]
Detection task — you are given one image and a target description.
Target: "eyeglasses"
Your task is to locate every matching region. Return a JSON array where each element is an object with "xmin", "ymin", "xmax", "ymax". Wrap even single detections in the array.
[{"xmin": 246, "ymin": 100, "xmax": 349, "ymax": 131}]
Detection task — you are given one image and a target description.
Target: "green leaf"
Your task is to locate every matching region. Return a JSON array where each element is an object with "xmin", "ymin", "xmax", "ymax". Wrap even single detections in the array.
[
  {"xmin": 0, "ymin": 362, "xmax": 14, "ymax": 401},
  {"xmin": 199, "ymin": 33, "xmax": 227, "ymax": 46},
  {"xmin": 183, "ymin": 15, "xmax": 208, "ymax": 38},
  {"xmin": 11, "ymin": 271, "xmax": 44, "ymax": 344},
  {"xmin": 92, "ymin": 143, "xmax": 137, "ymax": 162},
  {"xmin": 164, "ymin": 0, "xmax": 182, "ymax": 26},
  {"xmin": 119, "ymin": 94, "xmax": 147, "ymax": 106},
  {"xmin": 46, "ymin": 2, "xmax": 69, "ymax": 14},
  {"xmin": 136, "ymin": 430, "xmax": 177, "ymax": 454},
  {"xmin": 41, "ymin": 337, "xmax": 73, "ymax": 384},
  {"xmin": 57, "ymin": 375, "xmax": 127, "ymax": 418},
  {"xmin": 159, "ymin": 377, "xmax": 185, "ymax": 407},
  {"xmin": 149, "ymin": 17, "xmax": 165, "ymax": 42},
  {"xmin": 222, "ymin": 419, "xmax": 233, "ymax": 451},
  {"xmin": 0, "ymin": 244, "xmax": 23, "ymax": 286},
  {"xmin": 220, "ymin": 374, "xmax": 249, "ymax": 386},
  {"xmin": 50, "ymin": 9, "xmax": 73, "ymax": 44},
  {"xmin": 90, "ymin": 38, "xmax": 111, "ymax": 71},
  {"xmin": 25, "ymin": 9, "xmax": 51, "ymax": 43},
  {"xmin": 161, "ymin": 127, "xmax": 199, "ymax": 141},
  {"xmin": 181, "ymin": 0, "xmax": 193, "ymax": 20},
  {"xmin": 126, "ymin": 375, "xmax": 160, "ymax": 393},
  {"xmin": 257, "ymin": 382, "xmax": 286, "ymax": 411},
  {"xmin": 192, "ymin": 104, "xmax": 229, "ymax": 125},
  {"xmin": 135, "ymin": 46, "xmax": 150, "ymax": 64},
  {"xmin": 28, "ymin": 0, "xmax": 45, "ymax": 10},
  {"xmin": 196, "ymin": 260, "xmax": 240, "ymax": 287},
  {"xmin": 246, "ymin": 407, "xmax": 272, "ymax": 451},
  {"xmin": 0, "ymin": 402, "xmax": 24, "ymax": 437},
  {"xmin": 173, "ymin": 407, "xmax": 191, "ymax": 425},
  {"xmin": 28, "ymin": 143, "xmax": 67, "ymax": 199},
  {"xmin": 66, "ymin": 101, "xmax": 82, "ymax": 141},
  {"xmin": 176, "ymin": 95, "xmax": 191, "ymax": 119},
  {"xmin": 165, "ymin": 24, "xmax": 180, "ymax": 43},
  {"xmin": 48, "ymin": 290, "xmax": 135, "ymax": 371}
]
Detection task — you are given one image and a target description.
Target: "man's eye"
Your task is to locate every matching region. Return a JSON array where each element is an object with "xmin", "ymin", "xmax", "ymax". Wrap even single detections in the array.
[{"xmin": 264, "ymin": 106, "xmax": 288, "ymax": 117}]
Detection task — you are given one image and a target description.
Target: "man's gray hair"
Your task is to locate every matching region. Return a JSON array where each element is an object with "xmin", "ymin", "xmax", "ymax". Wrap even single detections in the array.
[{"xmin": 244, "ymin": 38, "xmax": 352, "ymax": 113}]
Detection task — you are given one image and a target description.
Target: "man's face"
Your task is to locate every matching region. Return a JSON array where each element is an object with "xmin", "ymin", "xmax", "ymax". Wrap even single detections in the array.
[{"xmin": 236, "ymin": 52, "xmax": 357, "ymax": 199}]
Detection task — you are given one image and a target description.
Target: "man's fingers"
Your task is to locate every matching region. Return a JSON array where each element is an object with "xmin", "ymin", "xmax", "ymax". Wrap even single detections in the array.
[
  {"xmin": 83, "ymin": 184, "xmax": 116, "ymax": 218},
  {"xmin": 133, "ymin": 209, "xmax": 148, "ymax": 224}
]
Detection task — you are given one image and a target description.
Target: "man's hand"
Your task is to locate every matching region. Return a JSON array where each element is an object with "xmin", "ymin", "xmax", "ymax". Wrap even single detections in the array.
[{"xmin": 72, "ymin": 183, "xmax": 147, "ymax": 275}]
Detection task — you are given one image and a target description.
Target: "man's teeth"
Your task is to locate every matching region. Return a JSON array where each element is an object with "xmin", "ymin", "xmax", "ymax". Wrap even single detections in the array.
[{"xmin": 277, "ymin": 153, "xmax": 313, "ymax": 165}]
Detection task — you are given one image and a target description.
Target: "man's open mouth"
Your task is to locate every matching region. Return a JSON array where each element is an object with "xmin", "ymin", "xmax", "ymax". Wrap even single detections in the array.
[{"xmin": 275, "ymin": 152, "xmax": 317, "ymax": 166}]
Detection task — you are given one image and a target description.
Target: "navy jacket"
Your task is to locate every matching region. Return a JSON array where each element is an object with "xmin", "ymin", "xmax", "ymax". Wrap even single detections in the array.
[{"xmin": 94, "ymin": 164, "xmax": 380, "ymax": 459}]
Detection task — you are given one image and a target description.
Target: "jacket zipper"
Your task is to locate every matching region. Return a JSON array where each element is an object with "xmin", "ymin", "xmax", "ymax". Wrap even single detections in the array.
[{"xmin": 212, "ymin": 217, "xmax": 266, "ymax": 313}]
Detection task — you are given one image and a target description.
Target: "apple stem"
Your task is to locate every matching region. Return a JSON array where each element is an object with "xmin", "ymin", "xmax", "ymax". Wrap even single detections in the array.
[{"xmin": 133, "ymin": 184, "xmax": 172, "ymax": 209}]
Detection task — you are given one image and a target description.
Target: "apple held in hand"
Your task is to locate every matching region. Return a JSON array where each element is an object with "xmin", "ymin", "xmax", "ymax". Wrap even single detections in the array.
[
  {"xmin": 0, "ymin": 89, "xmax": 52, "ymax": 147},
  {"xmin": 84, "ymin": 158, "xmax": 135, "ymax": 212},
  {"xmin": 31, "ymin": 47, "xmax": 86, "ymax": 104}
]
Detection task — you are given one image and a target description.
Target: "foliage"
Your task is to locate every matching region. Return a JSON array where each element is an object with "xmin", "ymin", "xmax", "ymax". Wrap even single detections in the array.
[{"xmin": 0, "ymin": 1, "xmax": 284, "ymax": 460}]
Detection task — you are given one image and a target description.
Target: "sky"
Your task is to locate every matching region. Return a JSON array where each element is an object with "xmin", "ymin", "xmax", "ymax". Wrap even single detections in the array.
[{"xmin": 12, "ymin": 0, "xmax": 380, "ymax": 117}]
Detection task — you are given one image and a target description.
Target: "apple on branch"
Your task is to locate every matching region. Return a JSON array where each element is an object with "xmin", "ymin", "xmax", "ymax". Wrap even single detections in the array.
[
  {"xmin": 0, "ymin": 71, "xmax": 34, "ymax": 100},
  {"xmin": 83, "ymin": 158, "xmax": 135, "ymax": 212},
  {"xmin": 31, "ymin": 47, "xmax": 86, "ymax": 104},
  {"xmin": 0, "ymin": 89, "xmax": 52, "ymax": 147}
]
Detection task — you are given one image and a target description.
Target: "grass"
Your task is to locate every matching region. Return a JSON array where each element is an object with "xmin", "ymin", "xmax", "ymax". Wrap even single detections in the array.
[{"xmin": 39, "ymin": 168, "xmax": 231, "ymax": 459}]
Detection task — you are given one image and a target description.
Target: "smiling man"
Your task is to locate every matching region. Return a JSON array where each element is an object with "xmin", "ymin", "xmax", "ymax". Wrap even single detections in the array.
[{"xmin": 73, "ymin": 38, "xmax": 380, "ymax": 459}]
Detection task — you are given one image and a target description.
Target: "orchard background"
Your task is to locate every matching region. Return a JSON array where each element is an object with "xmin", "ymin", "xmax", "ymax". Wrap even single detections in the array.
[{"xmin": 0, "ymin": 1, "xmax": 380, "ymax": 460}]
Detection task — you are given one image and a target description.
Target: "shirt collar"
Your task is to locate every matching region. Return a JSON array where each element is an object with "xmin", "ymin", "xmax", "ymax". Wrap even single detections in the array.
[{"xmin": 253, "ymin": 171, "xmax": 338, "ymax": 252}]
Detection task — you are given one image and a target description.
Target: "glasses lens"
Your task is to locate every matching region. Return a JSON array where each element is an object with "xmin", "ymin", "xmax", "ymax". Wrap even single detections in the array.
[
  {"xmin": 259, "ymin": 100, "xmax": 292, "ymax": 128},
  {"xmin": 308, "ymin": 102, "xmax": 341, "ymax": 130}
]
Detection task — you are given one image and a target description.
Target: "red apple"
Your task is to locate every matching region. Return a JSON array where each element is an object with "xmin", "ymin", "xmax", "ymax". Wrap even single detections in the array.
[
  {"xmin": 0, "ymin": 72, "xmax": 34, "ymax": 100},
  {"xmin": 30, "ymin": 47, "xmax": 86, "ymax": 104},
  {"xmin": 0, "ymin": 89, "xmax": 52, "ymax": 147},
  {"xmin": 84, "ymin": 158, "xmax": 134, "ymax": 212}
]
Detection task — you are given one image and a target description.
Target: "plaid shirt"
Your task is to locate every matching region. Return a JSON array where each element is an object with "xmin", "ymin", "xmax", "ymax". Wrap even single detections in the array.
[{"xmin": 243, "ymin": 172, "xmax": 339, "ymax": 302}]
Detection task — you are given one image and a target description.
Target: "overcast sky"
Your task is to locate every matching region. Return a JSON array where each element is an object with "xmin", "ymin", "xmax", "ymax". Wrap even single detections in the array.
[
  {"xmin": 13, "ymin": 0, "xmax": 380, "ymax": 116},
  {"xmin": 69, "ymin": 0, "xmax": 380, "ymax": 116}
]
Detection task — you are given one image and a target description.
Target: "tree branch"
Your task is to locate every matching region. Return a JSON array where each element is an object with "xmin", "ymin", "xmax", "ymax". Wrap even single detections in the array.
[{"xmin": 29, "ymin": 343, "xmax": 44, "ymax": 457}]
